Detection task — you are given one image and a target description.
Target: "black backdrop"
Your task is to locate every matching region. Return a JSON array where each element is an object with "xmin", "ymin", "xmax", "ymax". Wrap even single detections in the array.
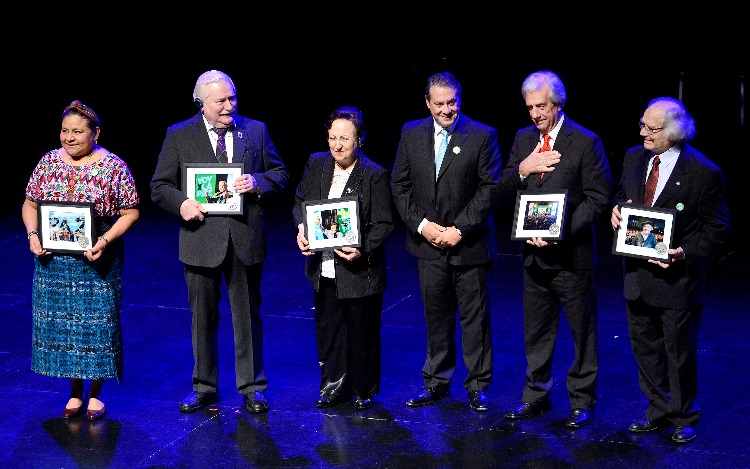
[{"xmin": 9, "ymin": 4, "xmax": 746, "ymax": 244}]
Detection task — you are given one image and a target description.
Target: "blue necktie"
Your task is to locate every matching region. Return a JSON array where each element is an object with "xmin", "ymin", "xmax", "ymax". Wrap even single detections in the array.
[
  {"xmin": 435, "ymin": 129, "xmax": 449, "ymax": 180},
  {"xmin": 213, "ymin": 127, "xmax": 228, "ymax": 163}
]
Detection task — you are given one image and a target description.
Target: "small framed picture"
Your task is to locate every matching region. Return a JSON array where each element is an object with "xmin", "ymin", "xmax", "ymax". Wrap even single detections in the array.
[
  {"xmin": 182, "ymin": 163, "xmax": 244, "ymax": 215},
  {"xmin": 37, "ymin": 201, "xmax": 96, "ymax": 254},
  {"xmin": 302, "ymin": 196, "xmax": 361, "ymax": 252},
  {"xmin": 613, "ymin": 204, "xmax": 676, "ymax": 261},
  {"xmin": 511, "ymin": 190, "xmax": 569, "ymax": 241}
]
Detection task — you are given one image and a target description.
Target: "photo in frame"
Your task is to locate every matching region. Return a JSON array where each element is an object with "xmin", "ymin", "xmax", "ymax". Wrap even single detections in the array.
[
  {"xmin": 302, "ymin": 196, "xmax": 361, "ymax": 252},
  {"xmin": 612, "ymin": 204, "xmax": 676, "ymax": 261},
  {"xmin": 511, "ymin": 190, "xmax": 569, "ymax": 241},
  {"xmin": 37, "ymin": 201, "xmax": 96, "ymax": 254},
  {"xmin": 182, "ymin": 163, "xmax": 244, "ymax": 215}
]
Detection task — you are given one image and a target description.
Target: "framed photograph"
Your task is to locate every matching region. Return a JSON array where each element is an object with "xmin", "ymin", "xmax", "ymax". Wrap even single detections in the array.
[
  {"xmin": 37, "ymin": 201, "xmax": 96, "ymax": 254},
  {"xmin": 511, "ymin": 190, "xmax": 569, "ymax": 241},
  {"xmin": 182, "ymin": 163, "xmax": 244, "ymax": 215},
  {"xmin": 612, "ymin": 204, "xmax": 676, "ymax": 261},
  {"xmin": 302, "ymin": 196, "xmax": 361, "ymax": 252}
]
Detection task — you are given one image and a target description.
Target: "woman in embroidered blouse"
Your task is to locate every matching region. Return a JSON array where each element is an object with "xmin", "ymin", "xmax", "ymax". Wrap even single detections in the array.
[{"xmin": 21, "ymin": 100, "xmax": 140, "ymax": 421}]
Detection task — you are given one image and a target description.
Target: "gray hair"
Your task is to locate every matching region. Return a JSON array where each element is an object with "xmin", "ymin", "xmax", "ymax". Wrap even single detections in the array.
[
  {"xmin": 193, "ymin": 70, "xmax": 236, "ymax": 101},
  {"xmin": 521, "ymin": 70, "xmax": 566, "ymax": 110},
  {"xmin": 647, "ymin": 96, "xmax": 696, "ymax": 142}
]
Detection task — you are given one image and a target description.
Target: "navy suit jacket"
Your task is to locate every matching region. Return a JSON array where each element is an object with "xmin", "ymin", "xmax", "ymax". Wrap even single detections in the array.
[
  {"xmin": 293, "ymin": 152, "xmax": 394, "ymax": 299},
  {"xmin": 150, "ymin": 113, "xmax": 288, "ymax": 268},
  {"xmin": 391, "ymin": 115, "xmax": 502, "ymax": 264},
  {"xmin": 615, "ymin": 144, "xmax": 731, "ymax": 308},
  {"xmin": 500, "ymin": 116, "xmax": 612, "ymax": 270}
]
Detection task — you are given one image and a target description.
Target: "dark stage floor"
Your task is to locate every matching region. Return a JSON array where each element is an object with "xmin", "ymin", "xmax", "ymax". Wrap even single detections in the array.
[{"xmin": 1, "ymin": 206, "xmax": 748, "ymax": 469}]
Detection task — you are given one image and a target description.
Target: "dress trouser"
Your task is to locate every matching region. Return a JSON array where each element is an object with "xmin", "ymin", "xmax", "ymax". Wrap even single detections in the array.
[
  {"xmin": 521, "ymin": 263, "xmax": 598, "ymax": 409},
  {"xmin": 626, "ymin": 298, "xmax": 702, "ymax": 427},
  {"xmin": 417, "ymin": 256, "xmax": 493, "ymax": 392},
  {"xmin": 314, "ymin": 277, "xmax": 382, "ymax": 399},
  {"xmin": 184, "ymin": 242, "xmax": 267, "ymax": 395}
]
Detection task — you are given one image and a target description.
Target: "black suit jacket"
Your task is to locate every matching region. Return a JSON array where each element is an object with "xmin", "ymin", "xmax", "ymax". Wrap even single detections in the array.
[
  {"xmin": 150, "ymin": 114, "xmax": 288, "ymax": 268},
  {"xmin": 293, "ymin": 152, "xmax": 394, "ymax": 299},
  {"xmin": 500, "ymin": 116, "xmax": 612, "ymax": 270},
  {"xmin": 391, "ymin": 115, "xmax": 502, "ymax": 264},
  {"xmin": 615, "ymin": 144, "xmax": 731, "ymax": 309}
]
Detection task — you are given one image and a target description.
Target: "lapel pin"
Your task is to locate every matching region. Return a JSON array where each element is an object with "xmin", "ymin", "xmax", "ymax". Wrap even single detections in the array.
[
  {"xmin": 453, "ymin": 146, "xmax": 461, "ymax": 155},
  {"xmin": 237, "ymin": 131, "xmax": 243, "ymax": 139},
  {"xmin": 676, "ymin": 203, "xmax": 684, "ymax": 211}
]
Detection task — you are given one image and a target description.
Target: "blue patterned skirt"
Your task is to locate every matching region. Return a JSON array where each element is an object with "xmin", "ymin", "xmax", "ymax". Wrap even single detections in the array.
[{"xmin": 31, "ymin": 250, "xmax": 124, "ymax": 380}]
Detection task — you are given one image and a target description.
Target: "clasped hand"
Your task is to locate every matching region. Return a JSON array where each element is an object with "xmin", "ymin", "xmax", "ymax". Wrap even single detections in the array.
[{"xmin": 423, "ymin": 221, "xmax": 461, "ymax": 248}]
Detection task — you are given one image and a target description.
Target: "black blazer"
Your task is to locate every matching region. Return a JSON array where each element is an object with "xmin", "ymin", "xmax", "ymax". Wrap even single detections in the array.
[
  {"xmin": 500, "ymin": 116, "xmax": 612, "ymax": 270},
  {"xmin": 615, "ymin": 144, "xmax": 731, "ymax": 308},
  {"xmin": 150, "ymin": 114, "xmax": 288, "ymax": 268},
  {"xmin": 293, "ymin": 152, "xmax": 394, "ymax": 299},
  {"xmin": 391, "ymin": 115, "xmax": 502, "ymax": 264}
]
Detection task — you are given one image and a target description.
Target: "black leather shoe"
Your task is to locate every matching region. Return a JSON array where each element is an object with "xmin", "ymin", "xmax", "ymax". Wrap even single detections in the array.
[
  {"xmin": 354, "ymin": 397, "xmax": 374, "ymax": 410},
  {"xmin": 243, "ymin": 391, "xmax": 269, "ymax": 414},
  {"xmin": 565, "ymin": 408, "xmax": 593, "ymax": 428},
  {"xmin": 672, "ymin": 426, "xmax": 696, "ymax": 443},
  {"xmin": 505, "ymin": 399, "xmax": 552, "ymax": 419},
  {"xmin": 179, "ymin": 391, "xmax": 219, "ymax": 413},
  {"xmin": 468, "ymin": 390, "xmax": 490, "ymax": 412},
  {"xmin": 628, "ymin": 417, "xmax": 665, "ymax": 433},
  {"xmin": 405, "ymin": 387, "xmax": 448, "ymax": 407},
  {"xmin": 316, "ymin": 393, "xmax": 350, "ymax": 408}
]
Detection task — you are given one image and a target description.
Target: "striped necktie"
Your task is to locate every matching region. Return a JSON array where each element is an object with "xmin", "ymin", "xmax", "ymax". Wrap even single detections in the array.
[{"xmin": 213, "ymin": 127, "xmax": 228, "ymax": 163}]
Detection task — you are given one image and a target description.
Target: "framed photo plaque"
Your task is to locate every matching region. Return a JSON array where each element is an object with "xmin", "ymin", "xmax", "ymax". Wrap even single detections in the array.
[
  {"xmin": 37, "ymin": 201, "xmax": 96, "ymax": 254},
  {"xmin": 182, "ymin": 163, "xmax": 244, "ymax": 215},
  {"xmin": 511, "ymin": 190, "xmax": 569, "ymax": 241},
  {"xmin": 612, "ymin": 204, "xmax": 676, "ymax": 261},
  {"xmin": 302, "ymin": 196, "xmax": 361, "ymax": 252}
]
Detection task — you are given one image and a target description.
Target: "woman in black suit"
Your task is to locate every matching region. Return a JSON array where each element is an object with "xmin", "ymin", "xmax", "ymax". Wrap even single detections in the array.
[{"xmin": 293, "ymin": 106, "xmax": 394, "ymax": 411}]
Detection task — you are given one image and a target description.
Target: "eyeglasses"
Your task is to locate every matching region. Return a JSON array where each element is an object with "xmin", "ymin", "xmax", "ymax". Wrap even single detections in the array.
[{"xmin": 639, "ymin": 120, "xmax": 664, "ymax": 134}]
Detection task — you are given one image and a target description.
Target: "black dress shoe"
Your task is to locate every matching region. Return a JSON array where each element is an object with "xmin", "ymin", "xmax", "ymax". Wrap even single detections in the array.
[
  {"xmin": 243, "ymin": 391, "xmax": 269, "ymax": 414},
  {"xmin": 672, "ymin": 426, "xmax": 696, "ymax": 443},
  {"xmin": 565, "ymin": 408, "xmax": 592, "ymax": 428},
  {"xmin": 316, "ymin": 393, "xmax": 350, "ymax": 408},
  {"xmin": 505, "ymin": 399, "xmax": 552, "ymax": 419},
  {"xmin": 405, "ymin": 387, "xmax": 448, "ymax": 407},
  {"xmin": 628, "ymin": 417, "xmax": 665, "ymax": 433},
  {"xmin": 354, "ymin": 397, "xmax": 374, "ymax": 410},
  {"xmin": 468, "ymin": 390, "xmax": 490, "ymax": 412},
  {"xmin": 179, "ymin": 391, "xmax": 220, "ymax": 413}
]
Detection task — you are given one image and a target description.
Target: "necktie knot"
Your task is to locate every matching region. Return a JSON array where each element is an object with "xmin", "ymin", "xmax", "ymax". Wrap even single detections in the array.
[
  {"xmin": 542, "ymin": 134, "xmax": 551, "ymax": 150},
  {"xmin": 213, "ymin": 127, "xmax": 228, "ymax": 137}
]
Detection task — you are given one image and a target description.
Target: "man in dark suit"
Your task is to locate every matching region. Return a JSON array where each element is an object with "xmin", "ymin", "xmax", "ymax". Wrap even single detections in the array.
[
  {"xmin": 612, "ymin": 97, "xmax": 731, "ymax": 443},
  {"xmin": 500, "ymin": 70, "xmax": 612, "ymax": 428},
  {"xmin": 150, "ymin": 70, "xmax": 288, "ymax": 414},
  {"xmin": 391, "ymin": 71, "xmax": 502, "ymax": 412}
]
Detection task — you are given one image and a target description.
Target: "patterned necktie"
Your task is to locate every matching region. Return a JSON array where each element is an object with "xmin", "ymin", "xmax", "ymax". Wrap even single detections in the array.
[
  {"xmin": 643, "ymin": 155, "xmax": 661, "ymax": 206},
  {"xmin": 213, "ymin": 127, "xmax": 228, "ymax": 163},
  {"xmin": 435, "ymin": 129, "xmax": 449, "ymax": 180},
  {"xmin": 540, "ymin": 134, "xmax": 551, "ymax": 180}
]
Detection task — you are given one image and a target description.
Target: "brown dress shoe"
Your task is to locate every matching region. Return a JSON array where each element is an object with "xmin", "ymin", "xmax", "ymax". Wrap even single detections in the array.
[{"xmin": 62, "ymin": 398, "xmax": 84, "ymax": 419}]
